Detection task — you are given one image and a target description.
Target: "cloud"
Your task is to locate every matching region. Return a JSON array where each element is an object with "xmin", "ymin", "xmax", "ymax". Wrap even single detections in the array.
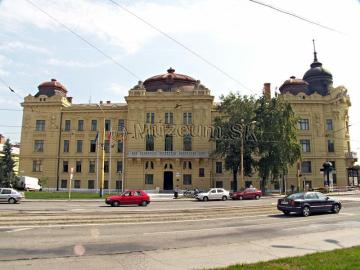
[
  {"xmin": 0, "ymin": 41, "xmax": 50, "ymax": 54},
  {"xmin": 47, "ymin": 58, "xmax": 108, "ymax": 68},
  {"xmin": 108, "ymin": 82, "xmax": 128, "ymax": 96}
]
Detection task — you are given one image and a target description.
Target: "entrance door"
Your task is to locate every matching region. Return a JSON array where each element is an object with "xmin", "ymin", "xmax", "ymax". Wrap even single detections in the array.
[{"xmin": 163, "ymin": 172, "xmax": 173, "ymax": 190}]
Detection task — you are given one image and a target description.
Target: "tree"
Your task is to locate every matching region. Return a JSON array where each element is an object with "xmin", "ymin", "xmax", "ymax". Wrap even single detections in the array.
[
  {"xmin": 213, "ymin": 93, "xmax": 258, "ymax": 191},
  {"xmin": 255, "ymin": 96, "xmax": 301, "ymax": 193},
  {"xmin": 0, "ymin": 139, "xmax": 18, "ymax": 187}
]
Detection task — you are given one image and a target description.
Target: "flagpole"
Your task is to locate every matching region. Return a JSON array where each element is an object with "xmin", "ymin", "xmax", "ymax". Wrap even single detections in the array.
[
  {"xmin": 96, "ymin": 131, "xmax": 99, "ymax": 193},
  {"xmin": 109, "ymin": 130, "xmax": 112, "ymax": 194}
]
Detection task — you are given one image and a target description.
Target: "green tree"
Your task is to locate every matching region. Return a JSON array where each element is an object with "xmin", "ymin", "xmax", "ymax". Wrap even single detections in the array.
[
  {"xmin": 255, "ymin": 96, "xmax": 301, "ymax": 193},
  {"xmin": 0, "ymin": 139, "xmax": 18, "ymax": 187},
  {"xmin": 213, "ymin": 93, "xmax": 258, "ymax": 191}
]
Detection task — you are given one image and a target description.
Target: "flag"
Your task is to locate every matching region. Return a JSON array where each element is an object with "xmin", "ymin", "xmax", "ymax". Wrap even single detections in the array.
[
  {"xmin": 94, "ymin": 131, "xmax": 99, "ymax": 142},
  {"xmin": 108, "ymin": 131, "xmax": 112, "ymax": 141}
]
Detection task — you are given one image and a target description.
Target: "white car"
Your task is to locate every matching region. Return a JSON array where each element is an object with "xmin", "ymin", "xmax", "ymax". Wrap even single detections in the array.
[
  {"xmin": 196, "ymin": 188, "xmax": 230, "ymax": 201},
  {"xmin": 0, "ymin": 188, "xmax": 24, "ymax": 204}
]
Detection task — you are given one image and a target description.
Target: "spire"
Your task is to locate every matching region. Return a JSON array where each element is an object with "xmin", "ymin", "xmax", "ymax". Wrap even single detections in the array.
[{"xmin": 312, "ymin": 39, "xmax": 318, "ymax": 62}]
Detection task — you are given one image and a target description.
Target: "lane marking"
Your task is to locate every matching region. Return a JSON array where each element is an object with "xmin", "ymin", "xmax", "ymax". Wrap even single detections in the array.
[{"xmin": 6, "ymin": 228, "xmax": 33, "ymax": 233}]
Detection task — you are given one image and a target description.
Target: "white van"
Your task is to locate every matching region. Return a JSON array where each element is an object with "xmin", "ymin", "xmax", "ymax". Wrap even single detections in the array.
[{"xmin": 18, "ymin": 176, "xmax": 42, "ymax": 191}]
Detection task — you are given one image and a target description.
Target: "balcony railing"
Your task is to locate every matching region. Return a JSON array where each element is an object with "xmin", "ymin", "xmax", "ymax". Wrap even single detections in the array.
[
  {"xmin": 345, "ymin": 151, "xmax": 358, "ymax": 159},
  {"xmin": 128, "ymin": 151, "xmax": 209, "ymax": 158}
]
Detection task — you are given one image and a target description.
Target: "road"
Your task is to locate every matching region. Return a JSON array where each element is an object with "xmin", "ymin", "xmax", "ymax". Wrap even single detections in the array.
[{"xmin": 1, "ymin": 196, "xmax": 360, "ymax": 270}]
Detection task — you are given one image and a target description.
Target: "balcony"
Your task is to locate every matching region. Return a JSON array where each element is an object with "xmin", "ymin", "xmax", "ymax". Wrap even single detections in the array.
[
  {"xmin": 345, "ymin": 151, "xmax": 358, "ymax": 159},
  {"xmin": 128, "ymin": 151, "xmax": 209, "ymax": 158}
]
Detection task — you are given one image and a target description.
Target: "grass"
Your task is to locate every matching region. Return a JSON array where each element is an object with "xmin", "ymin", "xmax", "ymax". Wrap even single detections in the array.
[
  {"xmin": 24, "ymin": 191, "xmax": 114, "ymax": 199},
  {"xmin": 211, "ymin": 246, "xmax": 360, "ymax": 270}
]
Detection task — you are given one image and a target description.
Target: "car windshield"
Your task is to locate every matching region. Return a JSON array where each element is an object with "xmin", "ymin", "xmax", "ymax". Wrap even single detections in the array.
[
  {"xmin": 287, "ymin": 193, "xmax": 304, "ymax": 200},
  {"xmin": 203, "ymin": 189, "xmax": 212, "ymax": 193}
]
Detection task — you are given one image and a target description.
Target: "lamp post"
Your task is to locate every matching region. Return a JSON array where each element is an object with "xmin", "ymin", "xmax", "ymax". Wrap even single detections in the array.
[
  {"xmin": 239, "ymin": 119, "xmax": 257, "ymax": 191},
  {"xmin": 96, "ymin": 104, "xmax": 106, "ymax": 198}
]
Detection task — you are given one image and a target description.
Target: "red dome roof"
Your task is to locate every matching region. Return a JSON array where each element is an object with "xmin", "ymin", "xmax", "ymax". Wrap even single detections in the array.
[
  {"xmin": 279, "ymin": 76, "xmax": 309, "ymax": 95},
  {"xmin": 143, "ymin": 68, "xmax": 197, "ymax": 92},
  {"xmin": 36, "ymin": 78, "xmax": 67, "ymax": 97}
]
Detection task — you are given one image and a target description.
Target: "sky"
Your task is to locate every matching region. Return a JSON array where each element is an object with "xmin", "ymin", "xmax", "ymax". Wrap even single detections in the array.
[{"xmin": 0, "ymin": 0, "xmax": 359, "ymax": 153}]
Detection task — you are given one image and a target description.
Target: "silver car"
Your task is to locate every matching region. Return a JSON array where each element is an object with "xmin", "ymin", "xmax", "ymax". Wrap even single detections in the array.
[
  {"xmin": 196, "ymin": 188, "xmax": 230, "ymax": 201},
  {"xmin": 0, "ymin": 188, "xmax": 24, "ymax": 204}
]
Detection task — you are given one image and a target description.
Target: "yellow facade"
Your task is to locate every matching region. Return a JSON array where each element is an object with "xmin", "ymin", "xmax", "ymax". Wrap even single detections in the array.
[{"xmin": 19, "ymin": 65, "xmax": 356, "ymax": 192}]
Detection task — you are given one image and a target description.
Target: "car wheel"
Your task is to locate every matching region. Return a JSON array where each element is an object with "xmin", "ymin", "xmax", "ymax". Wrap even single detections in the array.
[
  {"xmin": 222, "ymin": 196, "xmax": 227, "ymax": 201},
  {"xmin": 332, "ymin": 204, "xmax": 341, "ymax": 214},
  {"xmin": 140, "ymin": 201, "xmax": 147, "ymax": 207},
  {"xmin": 112, "ymin": 201, "xmax": 119, "ymax": 207},
  {"xmin": 239, "ymin": 196, "xmax": 243, "ymax": 200},
  {"xmin": 203, "ymin": 196, "xmax": 208, "ymax": 201},
  {"xmin": 302, "ymin": 206, "xmax": 311, "ymax": 217},
  {"xmin": 8, "ymin": 198, "xmax": 17, "ymax": 204},
  {"xmin": 283, "ymin": 211, "xmax": 290, "ymax": 215},
  {"xmin": 255, "ymin": 195, "xmax": 260, "ymax": 200}
]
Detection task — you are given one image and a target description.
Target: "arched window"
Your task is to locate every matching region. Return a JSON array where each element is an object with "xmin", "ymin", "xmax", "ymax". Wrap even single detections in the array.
[
  {"xmin": 146, "ymin": 135, "xmax": 154, "ymax": 151},
  {"xmin": 165, "ymin": 134, "xmax": 173, "ymax": 151},
  {"xmin": 150, "ymin": 161, "xmax": 154, "ymax": 169},
  {"xmin": 145, "ymin": 161, "xmax": 149, "ymax": 169},
  {"xmin": 188, "ymin": 161, "xmax": 192, "ymax": 170}
]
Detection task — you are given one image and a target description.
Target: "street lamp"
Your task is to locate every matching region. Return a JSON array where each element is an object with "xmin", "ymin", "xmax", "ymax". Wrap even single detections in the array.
[
  {"xmin": 239, "ymin": 119, "xmax": 257, "ymax": 191},
  {"xmin": 96, "ymin": 104, "xmax": 106, "ymax": 198}
]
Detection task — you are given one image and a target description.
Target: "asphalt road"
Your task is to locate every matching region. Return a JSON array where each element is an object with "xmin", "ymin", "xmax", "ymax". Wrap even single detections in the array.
[{"xmin": 1, "ymin": 196, "xmax": 360, "ymax": 270}]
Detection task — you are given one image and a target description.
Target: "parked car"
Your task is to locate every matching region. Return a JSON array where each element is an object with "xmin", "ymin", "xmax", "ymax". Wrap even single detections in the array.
[
  {"xmin": 196, "ymin": 188, "xmax": 230, "ymax": 201},
  {"xmin": 230, "ymin": 188, "xmax": 262, "ymax": 200},
  {"xmin": 0, "ymin": 188, "xmax": 24, "ymax": 204},
  {"xmin": 277, "ymin": 192, "xmax": 341, "ymax": 217},
  {"xmin": 105, "ymin": 190, "xmax": 150, "ymax": 207}
]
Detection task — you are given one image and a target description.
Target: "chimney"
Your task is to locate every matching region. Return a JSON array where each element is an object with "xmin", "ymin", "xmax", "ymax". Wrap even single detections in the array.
[
  {"xmin": 99, "ymin": 101, "xmax": 103, "ymax": 105},
  {"xmin": 106, "ymin": 101, "xmax": 111, "ymax": 104},
  {"xmin": 263, "ymin": 83, "xmax": 271, "ymax": 100}
]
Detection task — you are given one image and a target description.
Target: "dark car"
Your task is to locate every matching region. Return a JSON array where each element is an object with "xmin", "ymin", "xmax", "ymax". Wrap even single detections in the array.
[
  {"xmin": 230, "ymin": 188, "xmax": 262, "ymax": 200},
  {"xmin": 105, "ymin": 190, "xmax": 150, "ymax": 207},
  {"xmin": 277, "ymin": 192, "xmax": 341, "ymax": 217}
]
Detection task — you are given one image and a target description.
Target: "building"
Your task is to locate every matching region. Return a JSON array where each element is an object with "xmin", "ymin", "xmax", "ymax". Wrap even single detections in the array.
[
  {"xmin": 279, "ymin": 46, "xmax": 358, "ymax": 189},
  {"xmin": 19, "ymin": 54, "xmax": 357, "ymax": 192}
]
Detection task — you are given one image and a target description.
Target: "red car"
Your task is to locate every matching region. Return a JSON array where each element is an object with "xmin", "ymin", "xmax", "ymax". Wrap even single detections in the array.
[
  {"xmin": 230, "ymin": 188, "xmax": 262, "ymax": 200},
  {"xmin": 105, "ymin": 190, "xmax": 150, "ymax": 207}
]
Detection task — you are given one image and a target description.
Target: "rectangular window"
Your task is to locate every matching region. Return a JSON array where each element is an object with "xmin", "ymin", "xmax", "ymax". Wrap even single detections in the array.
[
  {"xmin": 76, "ymin": 161, "xmax": 82, "ymax": 173},
  {"xmin": 146, "ymin": 135, "xmax": 154, "ymax": 151},
  {"xmin": 298, "ymin": 119, "xmax": 309, "ymax": 130},
  {"xmin": 165, "ymin": 134, "xmax": 173, "ymax": 151},
  {"xmin": 146, "ymin": 112, "xmax": 155, "ymax": 124},
  {"xmin": 105, "ymin": 120, "xmax": 111, "ymax": 131},
  {"xmin": 301, "ymin": 161, "xmax": 312, "ymax": 173},
  {"xmin": 32, "ymin": 160, "xmax": 42, "ymax": 172},
  {"xmin": 216, "ymin": 181, "xmax": 223, "ymax": 188},
  {"xmin": 216, "ymin": 162, "xmax": 223, "ymax": 174},
  {"xmin": 74, "ymin": 180, "xmax": 81, "ymax": 189},
  {"xmin": 104, "ymin": 161, "xmax": 109, "ymax": 173},
  {"xmin": 35, "ymin": 120, "xmax": 45, "ymax": 131},
  {"xmin": 333, "ymin": 173, "xmax": 337, "ymax": 185},
  {"xmin": 104, "ymin": 180, "xmax": 109, "ymax": 189},
  {"xmin": 104, "ymin": 140, "xmax": 110, "ymax": 153},
  {"xmin": 64, "ymin": 120, "xmax": 71, "ymax": 131},
  {"xmin": 117, "ymin": 161, "xmax": 123, "ymax": 173},
  {"xmin": 300, "ymin": 139, "xmax": 311, "ymax": 152},
  {"xmin": 76, "ymin": 140, "xmax": 83, "ymax": 153},
  {"xmin": 90, "ymin": 140, "xmax": 96, "ymax": 152},
  {"xmin": 91, "ymin": 120, "xmax": 97, "ymax": 131},
  {"xmin": 116, "ymin": 180, "xmax": 122, "ymax": 190},
  {"xmin": 63, "ymin": 161, "xmax": 68, "ymax": 172},
  {"xmin": 183, "ymin": 135, "xmax": 192, "ymax": 151},
  {"xmin": 199, "ymin": 168, "xmax": 205, "ymax": 177},
  {"xmin": 118, "ymin": 119, "xmax": 125, "ymax": 131},
  {"xmin": 78, "ymin": 120, "xmax": 84, "ymax": 131},
  {"xmin": 326, "ymin": 119, "xmax": 333, "ymax": 131},
  {"xmin": 63, "ymin": 140, "xmax": 70, "ymax": 153},
  {"xmin": 88, "ymin": 180, "xmax": 95, "ymax": 189},
  {"xmin": 183, "ymin": 174, "xmax": 192, "ymax": 185},
  {"xmin": 328, "ymin": 140, "xmax": 335, "ymax": 152},
  {"xmin": 34, "ymin": 140, "xmax": 44, "ymax": 152},
  {"xmin": 145, "ymin": 174, "xmax": 154, "ymax": 185},
  {"xmin": 183, "ymin": 112, "xmax": 192, "ymax": 125},
  {"xmin": 117, "ymin": 140, "xmax": 123, "ymax": 153},
  {"xmin": 165, "ymin": 112, "xmax": 173, "ymax": 124},
  {"xmin": 89, "ymin": 161, "xmax": 95, "ymax": 173},
  {"xmin": 61, "ymin": 179, "xmax": 67, "ymax": 189}
]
